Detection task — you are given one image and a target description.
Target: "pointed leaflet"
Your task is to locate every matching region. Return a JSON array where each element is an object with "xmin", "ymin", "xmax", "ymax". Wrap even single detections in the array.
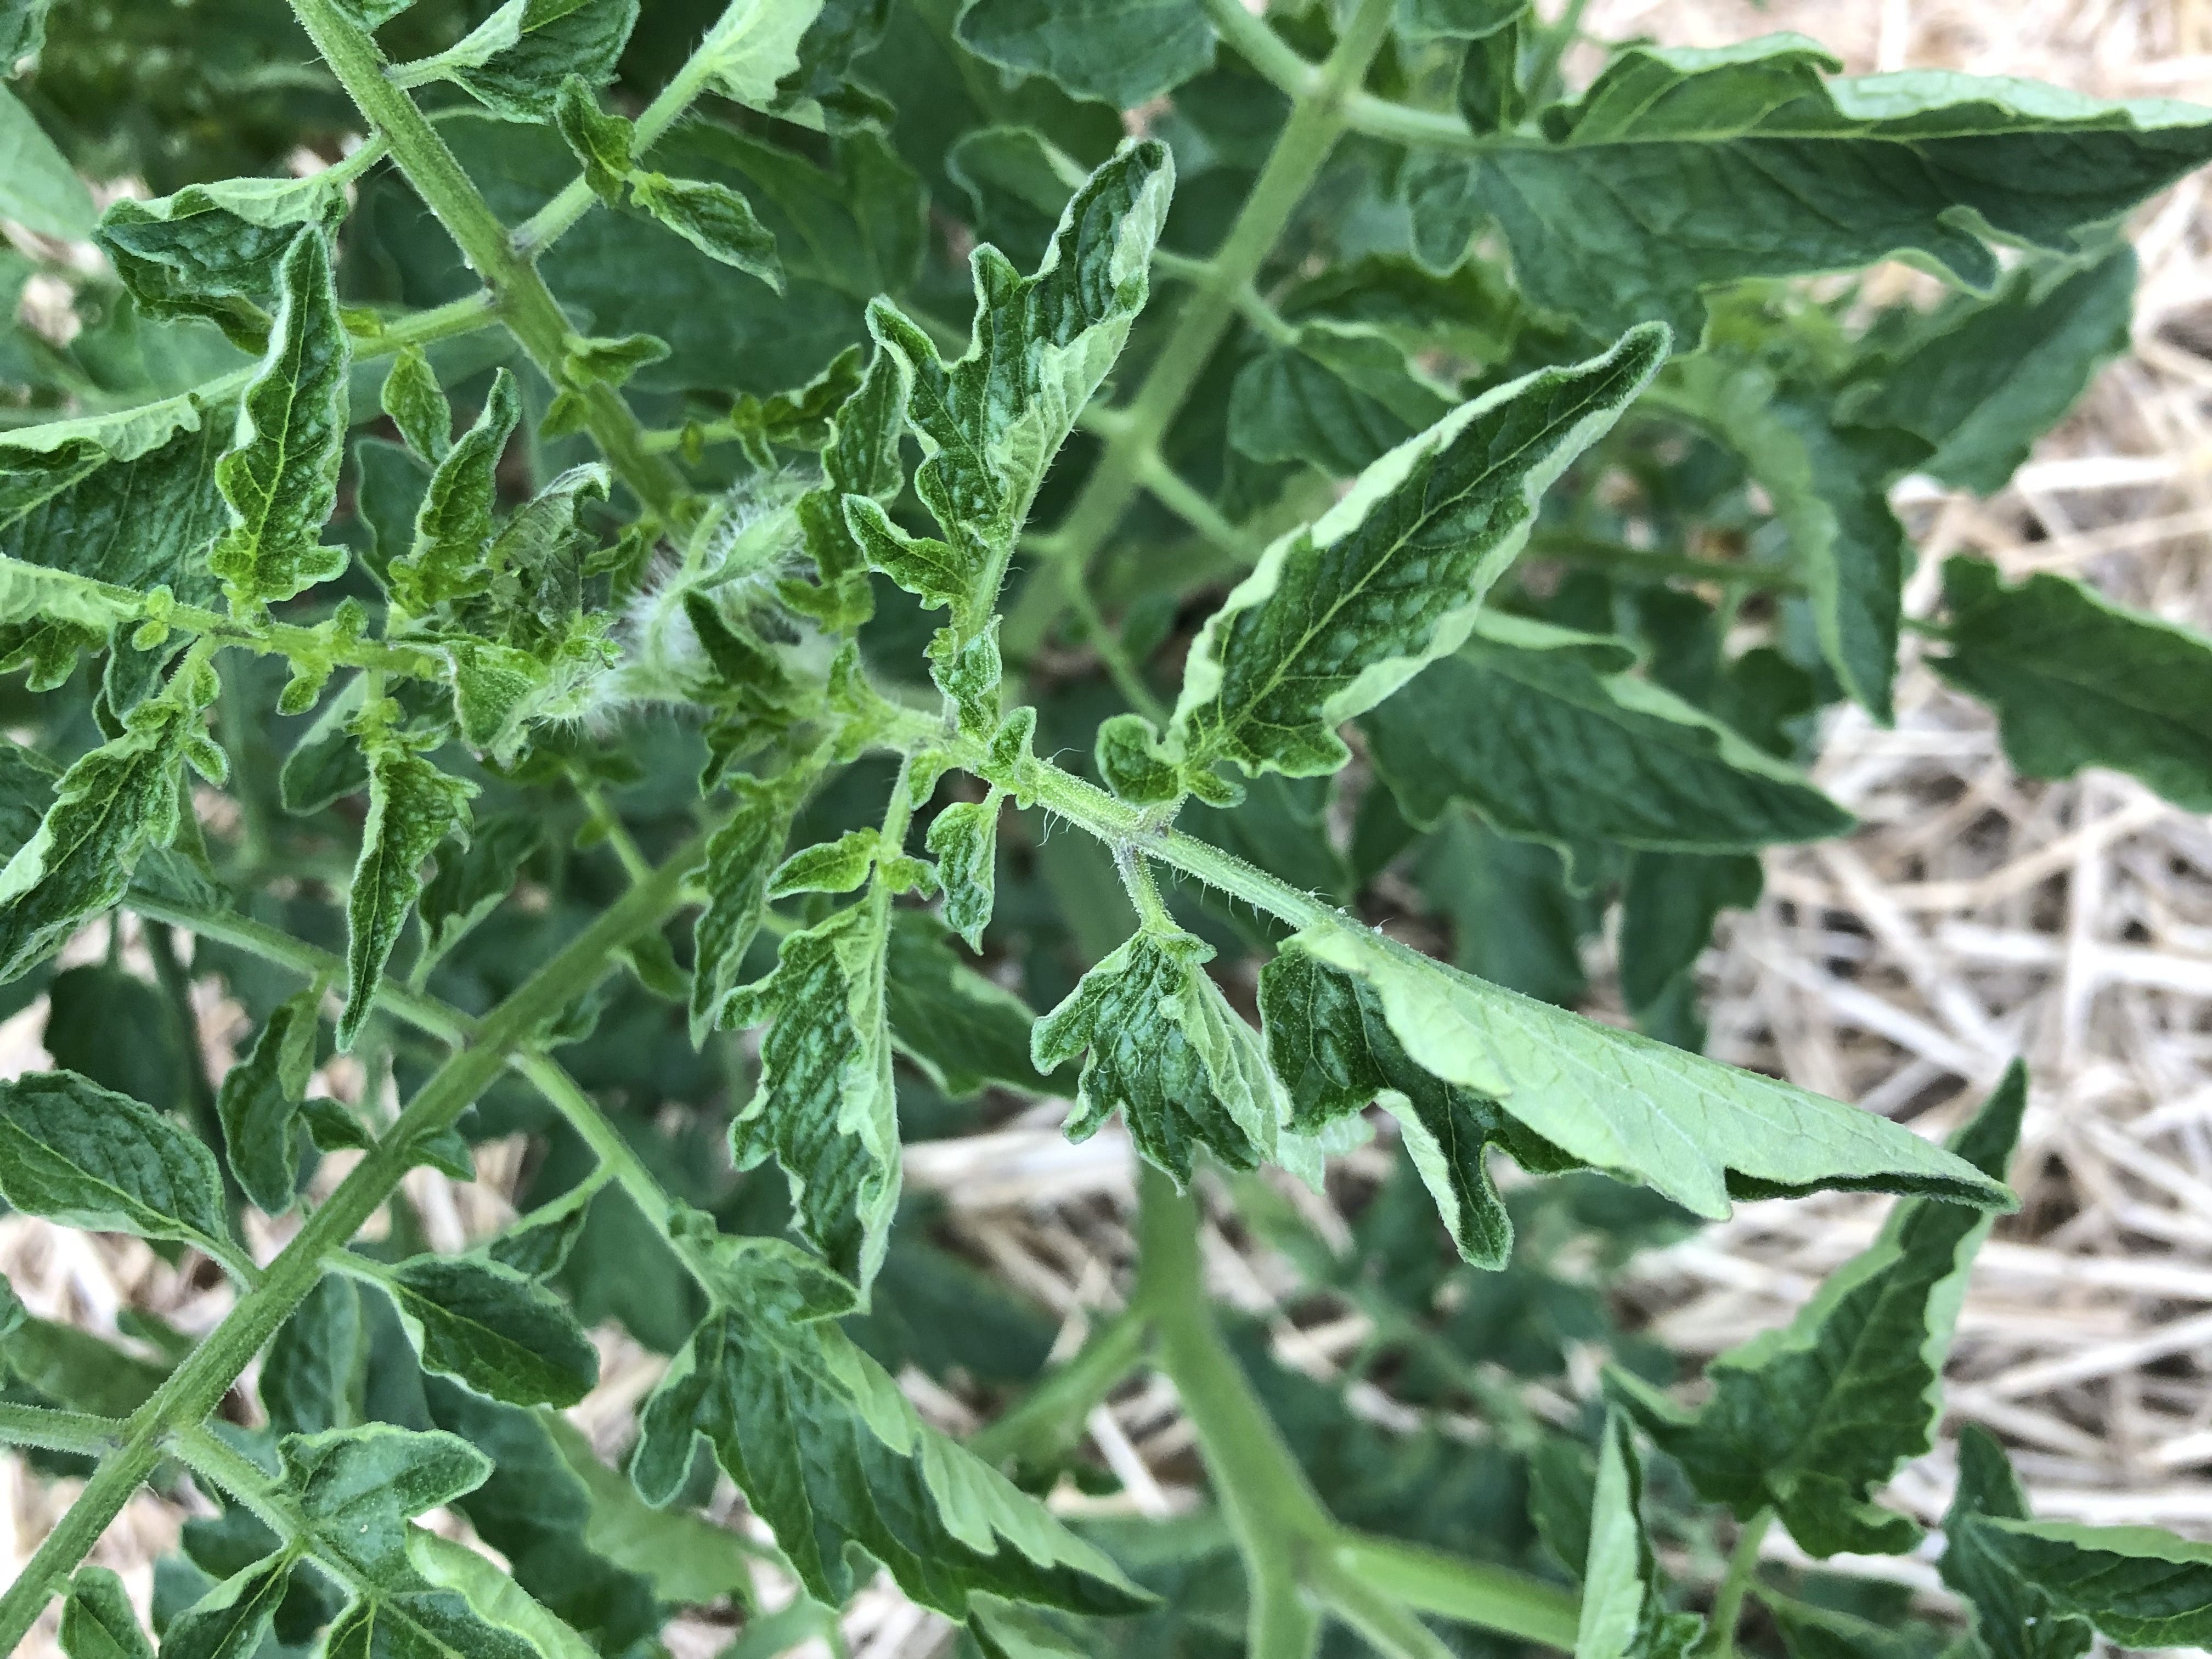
[
  {"xmin": 685, "ymin": 0, "xmax": 830, "ymax": 110},
  {"xmin": 631, "ymin": 1232, "xmax": 1148, "ymax": 1618},
  {"xmin": 377, "ymin": 1254, "xmax": 600, "ymax": 1408},
  {"xmin": 417, "ymin": 810, "xmax": 539, "ymax": 970},
  {"xmin": 554, "ymin": 75, "xmax": 633, "ymax": 201},
  {"xmin": 721, "ymin": 903, "xmax": 899, "ymax": 1287},
  {"xmin": 884, "ymin": 910, "xmax": 1061, "ymax": 1099},
  {"xmin": 58, "ymin": 1567, "xmax": 153, "ymax": 1659},
  {"xmin": 382, "ymin": 344, "xmax": 452, "ymax": 465},
  {"xmin": 1931, "ymin": 556, "xmax": 2212, "ymax": 811},
  {"xmin": 1403, "ymin": 35, "xmax": 2212, "ymax": 338},
  {"xmin": 859, "ymin": 139, "xmax": 1172, "ymax": 631},
  {"xmin": 1228, "ymin": 320, "xmax": 1455, "ymax": 478},
  {"xmin": 689, "ymin": 779, "xmax": 792, "ymax": 1044},
  {"xmin": 1167, "ymin": 324, "xmax": 1667, "ymax": 783},
  {"xmin": 630, "ymin": 172, "xmax": 783, "ymax": 289},
  {"xmin": 0, "ymin": 83, "xmax": 93, "ymax": 239},
  {"xmin": 1838, "ymin": 247, "xmax": 2136, "ymax": 495},
  {"xmin": 158, "ymin": 1554, "xmax": 294, "ymax": 1659},
  {"xmin": 1259, "ymin": 947, "xmax": 1579, "ymax": 1268},
  {"xmin": 927, "ymin": 792, "xmax": 1002, "ymax": 950},
  {"xmin": 955, "ymin": 0, "xmax": 1215, "ymax": 108},
  {"xmin": 1363, "ymin": 612, "xmax": 1850, "ymax": 888},
  {"xmin": 340, "ymin": 723, "xmax": 476, "ymax": 1051},
  {"xmin": 1608, "ymin": 1064, "xmax": 2027, "ymax": 1557},
  {"xmin": 388, "ymin": 369, "xmax": 521, "ymax": 617},
  {"xmin": 207, "ymin": 230, "xmax": 350, "ymax": 610},
  {"xmin": 261, "ymin": 1275, "xmax": 366, "ymax": 1439},
  {"xmin": 1619, "ymin": 851, "xmax": 1763, "ymax": 1014},
  {"xmin": 414, "ymin": 0, "xmax": 640, "ymax": 121},
  {"xmin": 1973, "ymin": 1520, "xmax": 2212, "ymax": 1647},
  {"xmin": 94, "ymin": 172, "xmax": 349, "ymax": 352},
  {"xmin": 1032, "ymin": 926, "xmax": 1282, "ymax": 1184},
  {"xmin": 0, "ymin": 674, "xmax": 205, "ymax": 984},
  {"xmin": 216, "ymin": 986, "xmax": 323, "ymax": 1214},
  {"xmin": 1575, "ymin": 1412, "xmax": 1703, "ymax": 1659},
  {"xmin": 1940, "ymin": 1426, "xmax": 2092, "ymax": 1659},
  {"xmin": 1276, "ymin": 923, "xmax": 2010, "ymax": 1222},
  {"xmin": 0, "ymin": 1069, "xmax": 232, "ymax": 1262}
]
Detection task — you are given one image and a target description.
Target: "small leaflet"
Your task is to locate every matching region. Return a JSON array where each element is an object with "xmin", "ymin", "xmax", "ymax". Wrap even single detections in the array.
[
  {"xmin": 688, "ymin": 776, "xmax": 791, "ymax": 1045},
  {"xmin": 380, "ymin": 344, "xmax": 452, "ymax": 465},
  {"xmin": 215, "ymin": 987, "xmax": 324, "ymax": 1215},
  {"xmin": 630, "ymin": 172, "xmax": 783, "ymax": 290},
  {"xmin": 924, "ymin": 793, "xmax": 1001, "ymax": 950},
  {"xmin": 58, "ymin": 1566, "xmax": 154, "ymax": 1659},
  {"xmin": 1573, "ymin": 1412, "xmax": 1703, "ymax": 1659},
  {"xmin": 388, "ymin": 368, "xmax": 521, "ymax": 617},
  {"xmin": 380, "ymin": 1254, "xmax": 601, "ymax": 1408},
  {"xmin": 955, "ymin": 0, "xmax": 1215, "ymax": 109}
]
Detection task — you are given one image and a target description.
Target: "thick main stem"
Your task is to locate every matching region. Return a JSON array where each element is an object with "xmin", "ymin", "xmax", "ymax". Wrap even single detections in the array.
[
  {"xmin": 1001, "ymin": 0, "xmax": 1400, "ymax": 663},
  {"xmin": 0, "ymin": 843, "xmax": 697, "ymax": 1652},
  {"xmin": 285, "ymin": 0, "xmax": 687, "ymax": 522}
]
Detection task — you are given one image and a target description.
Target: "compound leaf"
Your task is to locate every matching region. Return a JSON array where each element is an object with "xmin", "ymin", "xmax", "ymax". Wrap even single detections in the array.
[
  {"xmin": 1168, "ymin": 323, "xmax": 1666, "ymax": 782},
  {"xmin": 1278, "ymin": 924, "xmax": 2012, "ymax": 1222},
  {"xmin": 207, "ymin": 229, "xmax": 350, "ymax": 610},
  {"xmin": 1362, "ymin": 613, "xmax": 1850, "ymax": 887},
  {"xmin": 955, "ymin": 0, "xmax": 1214, "ymax": 109},
  {"xmin": 1974, "ymin": 1519, "xmax": 2212, "ymax": 1649},
  {"xmin": 381, "ymin": 1255, "xmax": 600, "ymax": 1407},
  {"xmin": 0, "ymin": 1068, "xmax": 231, "ymax": 1260},
  {"xmin": 58, "ymin": 1566, "xmax": 153, "ymax": 1659},
  {"xmin": 1940, "ymin": 1425, "xmax": 2093, "ymax": 1659},
  {"xmin": 631, "ymin": 1233, "xmax": 1149, "ymax": 1620},
  {"xmin": 1406, "ymin": 36, "xmax": 2212, "ymax": 339},
  {"xmin": 340, "ymin": 730, "xmax": 476, "ymax": 1051},
  {"xmin": 1931, "ymin": 556, "xmax": 2212, "ymax": 811},
  {"xmin": 1033, "ymin": 926, "xmax": 1279, "ymax": 1184},
  {"xmin": 721, "ymin": 904, "xmax": 900, "ymax": 1288},
  {"xmin": 1609, "ymin": 1063, "xmax": 2028, "ymax": 1557},
  {"xmin": 864, "ymin": 138, "xmax": 1172, "ymax": 627},
  {"xmin": 216, "ymin": 986, "xmax": 323, "ymax": 1215}
]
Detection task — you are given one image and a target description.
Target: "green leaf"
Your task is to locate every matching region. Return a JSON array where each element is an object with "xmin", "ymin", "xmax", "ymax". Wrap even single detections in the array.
[
  {"xmin": 862, "ymin": 138, "xmax": 1172, "ymax": 628},
  {"xmin": 1609, "ymin": 1063, "xmax": 2027, "ymax": 1557},
  {"xmin": 629, "ymin": 172, "xmax": 783, "ymax": 290},
  {"xmin": 1766, "ymin": 1597, "xmax": 1933, "ymax": 1659},
  {"xmin": 721, "ymin": 904, "xmax": 900, "ymax": 1286},
  {"xmin": 925, "ymin": 793, "xmax": 1001, "ymax": 950},
  {"xmin": 1931, "ymin": 556, "xmax": 2212, "ymax": 810},
  {"xmin": 1839, "ymin": 247, "xmax": 2136, "ymax": 495},
  {"xmin": 389, "ymin": 368, "xmax": 521, "ymax": 616},
  {"xmin": 1459, "ymin": 18, "xmax": 1527, "ymax": 134},
  {"xmin": 0, "ymin": 686, "xmax": 201, "ymax": 983},
  {"xmin": 95, "ymin": 173, "xmax": 348, "ymax": 353},
  {"xmin": 1975, "ymin": 1519, "xmax": 2212, "ymax": 1648},
  {"xmin": 0, "ymin": 82, "xmax": 92, "ymax": 238},
  {"xmin": 885, "ymin": 909, "xmax": 1059, "ymax": 1098},
  {"xmin": 631, "ymin": 1232, "xmax": 1149, "ymax": 1618},
  {"xmin": 1406, "ymin": 36, "xmax": 2212, "ymax": 338},
  {"xmin": 552, "ymin": 74, "xmax": 633, "ymax": 201},
  {"xmin": 419, "ymin": 0, "xmax": 640, "ymax": 121},
  {"xmin": 1575, "ymin": 1411, "xmax": 1702, "ymax": 1659},
  {"xmin": 1260, "ymin": 946, "xmax": 1578, "ymax": 1266},
  {"xmin": 1618, "ymin": 850, "xmax": 1762, "ymax": 1014},
  {"xmin": 545, "ymin": 1415, "xmax": 762, "ymax": 1607},
  {"xmin": 688, "ymin": 776, "xmax": 792, "ymax": 1045},
  {"xmin": 381, "ymin": 343, "xmax": 452, "ymax": 466},
  {"xmin": 0, "ymin": 1273, "xmax": 21, "ymax": 1344},
  {"xmin": 1228, "ymin": 319, "xmax": 1455, "ymax": 478},
  {"xmin": 380, "ymin": 1255, "xmax": 600, "ymax": 1407},
  {"xmin": 1362, "ymin": 612, "xmax": 1850, "ymax": 887},
  {"xmin": 769, "ymin": 827, "xmax": 881, "ymax": 898},
  {"xmin": 261, "ymin": 1274, "xmax": 366, "ymax": 1439},
  {"xmin": 946, "ymin": 126, "xmax": 1090, "ymax": 271},
  {"xmin": 1278, "ymin": 924, "xmax": 2013, "ymax": 1222},
  {"xmin": 340, "ymin": 727, "xmax": 476, "ymax": 1051},
  {"xmin": 687, "ymin": 0, "xmax": 831, "ymax": 111},
  {"xmin": 725, "ymin": 342, "xmax": 865, "ymax": 463},
  {"xmin": 484, "ymin": 1184, "xmax": 594, "ymax": 1279},
  {"xmin": 404, "ymin": 1531, "xmax": 596, "ymax": 1659},
  {"xmin": 159, "ymin": 1553, "xmax": 293, "ymax": 1659},
  {"xmin": 1652, "ymin": 353, "xmax": 1927, "ymax": 720},
  {"xmin": 1167, "ymin": 323, "xmax": 1667, "ymax": 783},
  {"xmin": 1940, "ymin": 1425, "xmax": 2092, "ymax": 1659},
  {"xmin": 0, "ymin": 0, "xmax": 53, "ymax": 63},
  {"xmin": 1032, "ymin": 926, "xmax": 1279, "ymax": 1184},
  {"xmin": 59, "ymin": 1566, "xmax": 153, "ymax": 1659},
  {"xmin": 955, "ymin": 0, "xmax": 1214, "ymax": 109},
  {"xmin": 216, "ymin": 986, "xmax": 323, "ymax": 1215},
  {"xmin": 278, "ymin": 672, "xmax": 368, "ymax": 815},
  {"xmin": 417, "ymin": 810, "xmax": 539, "ymax": 970},
  {"xmin": 207, "ymin": 229, "xmax": 351, "ymax": 610},
  {"xmin": 1398, "ymin": 0, "xmax": 1523, "ymax": 38}
]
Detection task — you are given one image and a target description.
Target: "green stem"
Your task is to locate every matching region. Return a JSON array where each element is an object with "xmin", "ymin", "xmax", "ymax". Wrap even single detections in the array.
[
  {"xmin": 1327, "ymin": 1534, "xmax": 1579, "ymax": 1650},
  {"xmin": 285, "ymin": 0, "xmax": 687, "ymax": 522},
  {"xmin": 1066, "ymin": 572, "xmax": 1170, "ymax": 728},
  {"xmin": 967, "ymin": 1310, "xmax": 1153, "ymax": 1469},
  {"xmin": 1705, "ymin": 1509, "xmax": 1773, "ymax": 1658},
  {"xmin": 0, "ymin": 840, "xmax": 699, "ymax": 1654},
  {"xmin": 1135, "ymin": 1164, "xmax": 1332, "ymax": 1658},
  {"xmin": 1523, "ymin": 0, "xmax": 1593, "ymax": 109},
  {"xmin": 0, "ymin": 1403, "xmax": 126, "ymax": 1459},
  {"xmin": 144, "ymin": 921, "xmax": 244, "ymax": 1224},
  {"xmin": 1002, "ymin": 0, "xmax": 1400, "ymax": 662},
  {"xmin": 1134, "ymin": 448, "xmax": 1268, "ymax": 566}
]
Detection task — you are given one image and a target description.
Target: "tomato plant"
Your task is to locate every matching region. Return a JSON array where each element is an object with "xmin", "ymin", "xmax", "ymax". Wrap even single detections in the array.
[{"xmin": 2, "ymin": 1, "xmax": 2210, "ymax": 1655}]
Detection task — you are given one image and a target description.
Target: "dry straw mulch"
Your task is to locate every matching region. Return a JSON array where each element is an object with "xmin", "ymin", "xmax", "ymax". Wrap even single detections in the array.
[{"xmin": 12, "ymin": 1, "xmax": 2212, "ymax": 1654}]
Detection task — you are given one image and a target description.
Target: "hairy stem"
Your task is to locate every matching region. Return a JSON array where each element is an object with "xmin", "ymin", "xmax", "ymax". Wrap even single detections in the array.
[
  {"xmin": 0, "ymin": 842, "xmax": 698, "ymax": 1651},
  {"xmin": 0, "ymin": 1403, "xmax": 127, "ymax": 1459},
  {"xmin": 1001, "ymin": 0, "xmax": 1400, "ymax": 663},
  {"xmin": 1706, "ymin": 1508, "xmax": 1774, "ymax": 1657},
  {"xmin": 285, "ymin": 0, "xmax": 687, "ymax": 522}
]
